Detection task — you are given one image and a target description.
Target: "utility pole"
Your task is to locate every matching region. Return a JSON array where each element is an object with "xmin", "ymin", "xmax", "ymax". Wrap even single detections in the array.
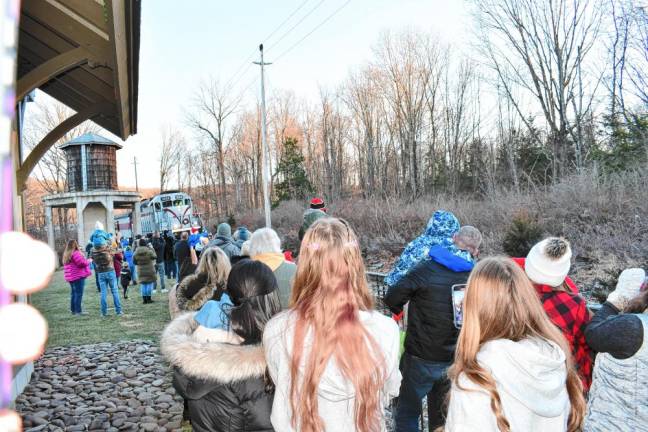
[
  {"xmin": 133, "ymin": 157, "xmax": 139, "ymax": 192},
  {"xmin": 254, "ymin": 44, "xmax": 272, "ymax": 228}
]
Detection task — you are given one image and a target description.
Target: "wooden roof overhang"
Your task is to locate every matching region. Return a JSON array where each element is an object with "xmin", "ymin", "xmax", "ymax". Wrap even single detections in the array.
[{"xmin": 16, "ymin": 0, "xmax": 141, "ymax": 190}]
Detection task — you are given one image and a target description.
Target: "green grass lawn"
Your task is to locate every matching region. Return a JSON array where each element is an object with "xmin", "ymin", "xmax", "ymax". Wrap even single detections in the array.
[{"xmin": 33, "ymin": 269, "xmax": 174, "ymax": 347}]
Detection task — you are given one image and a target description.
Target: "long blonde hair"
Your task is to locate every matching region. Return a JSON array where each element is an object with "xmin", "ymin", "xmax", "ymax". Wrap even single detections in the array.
[
  {"xmin": 289, "ymin": 218, "xmax": 385, "ymax": 432},
  {"xmin": 196, "ymin": 247, "xmax": 231, "ymax": 292},
  {"xmin": 449, "ymin": 257, "xmax": 585, "ymax": 432},
  {"xmin": 62, "ymin": 239, "xmax": 79, "ymax": 264}
]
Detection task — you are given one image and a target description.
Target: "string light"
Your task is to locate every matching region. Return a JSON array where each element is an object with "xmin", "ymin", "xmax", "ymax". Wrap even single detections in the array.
[
  {"xmin": 0, "ymin": 303, "xmax": 48, "ymax": 363},
  {"xmin": 0, "ymin": 232, "xmax": 55, "ymax": 294},
  {"xmin": 0, "ymin": 409, "xmax": 21, "ymax": 432}
]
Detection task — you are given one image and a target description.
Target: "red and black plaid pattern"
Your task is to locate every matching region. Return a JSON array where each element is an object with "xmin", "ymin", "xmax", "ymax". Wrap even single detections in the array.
[{"xmin": 536, "ymin": 285, "xmax": 593, "ymax": 390}]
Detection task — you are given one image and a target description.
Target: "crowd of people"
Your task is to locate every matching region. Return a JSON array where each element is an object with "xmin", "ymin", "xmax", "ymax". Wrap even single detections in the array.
[
  {"xmin": 60, "ymin": 218, "xmax": 256, "ymax": 316},
  {"xmin": 61, "ymin": 199, "xmax": 647, "ymax": 432}
]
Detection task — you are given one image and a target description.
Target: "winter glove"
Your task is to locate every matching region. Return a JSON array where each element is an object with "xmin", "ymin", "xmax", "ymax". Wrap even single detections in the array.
[{"xmin": 607, "ymin": 268, "xmax": 646, "ymax": 310}]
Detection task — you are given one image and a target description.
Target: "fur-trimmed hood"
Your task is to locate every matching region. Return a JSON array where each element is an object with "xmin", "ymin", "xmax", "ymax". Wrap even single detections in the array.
[
  {"xmin": 176, "ymin": 272, "xmax": 225, "ymax": 312},
  {"xmin": 160, "ymin": 312, "xmax": 266, "ymax": 383}
]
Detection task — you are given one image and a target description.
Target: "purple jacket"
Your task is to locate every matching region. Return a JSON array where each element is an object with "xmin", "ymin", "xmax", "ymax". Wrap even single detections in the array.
[{"xmin": 64, "ymin": 250, "xmax": 91, "ymax": 282}]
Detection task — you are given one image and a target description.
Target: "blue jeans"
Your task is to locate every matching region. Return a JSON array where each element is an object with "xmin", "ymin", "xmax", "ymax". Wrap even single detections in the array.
[
  {"xmin": 94, "ymin": 267, "xmax": 100, "ymax": 292},
  {"xmin": 140, "ymin": 282, "xmax": 154, "ymax": 297},
  {"xmin": 394, "ymin": 353, "xmax": 451, "ymax": 432},
  {"xmin": 165, "ymin": 260, "xmax": 177, "ymax": 279},
  {"xmin": 131, "ymin": 265, "xmax": 138, "ymax": 283},
  {"xmin": 69, "ymin": 278, "xmax": 86, "ymax": 314},
  {"xmin": 98, "ymin": 271, "xmax": 122, "ymax": 316},
  {"xmin": 155, "ymin": 262, "xmax": 166, "ymax": 291}
]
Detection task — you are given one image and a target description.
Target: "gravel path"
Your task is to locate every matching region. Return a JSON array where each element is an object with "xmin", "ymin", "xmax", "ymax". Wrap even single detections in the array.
[{"xmin": 14, "ymin": 340, "xmax": 184, "ymax": 432}]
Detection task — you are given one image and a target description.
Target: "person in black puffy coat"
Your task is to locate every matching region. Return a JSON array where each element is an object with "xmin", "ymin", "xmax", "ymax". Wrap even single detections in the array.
[
  {"xmin": 161, "ymin": 260, "xmax": 281, "ymax": 432},
  {"xmin": 384, "ymin": 225, "xmax": 482, "ymax": 432}
]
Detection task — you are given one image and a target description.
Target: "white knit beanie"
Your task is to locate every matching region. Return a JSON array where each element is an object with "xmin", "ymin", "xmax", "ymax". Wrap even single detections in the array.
[{"xmin": 525, "ymin": 238, "xmax": 572, "ymax": 287}]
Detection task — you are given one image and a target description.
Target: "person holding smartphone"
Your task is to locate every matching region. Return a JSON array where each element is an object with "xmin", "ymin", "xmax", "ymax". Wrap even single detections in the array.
[{"xmin": 385, "ymin": 225, "xmax": 482, "ymax": 432}]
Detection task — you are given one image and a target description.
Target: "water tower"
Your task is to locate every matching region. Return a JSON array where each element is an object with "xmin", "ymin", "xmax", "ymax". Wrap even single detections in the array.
[
  {"xmin": 42, "ymin": 133, "xmax": 141, "ymax": 254},
  {"xmin": 62, "ymin": 134, "xmax": 121, "ymax": 192}
]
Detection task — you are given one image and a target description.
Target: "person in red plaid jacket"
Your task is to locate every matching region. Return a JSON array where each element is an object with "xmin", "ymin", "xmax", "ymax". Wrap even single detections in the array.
[{"xmin": 513, "ymin": 237, "xmax": 593, "ymax": 390}]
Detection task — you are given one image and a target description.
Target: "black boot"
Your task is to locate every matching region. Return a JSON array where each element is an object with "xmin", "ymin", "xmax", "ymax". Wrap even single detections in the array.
[
  {"xmin": 148, "ymin": 295, "xmax": 154, "ymax": 303},
  {"xmin": 142, "ymin": 296, "xmax": 147, "ymax": 304}
]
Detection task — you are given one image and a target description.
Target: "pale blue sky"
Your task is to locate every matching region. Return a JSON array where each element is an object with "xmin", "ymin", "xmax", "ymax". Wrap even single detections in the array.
[{"xmin": 38, "ymin": 0, "xmax": 472, "ymax": 189}]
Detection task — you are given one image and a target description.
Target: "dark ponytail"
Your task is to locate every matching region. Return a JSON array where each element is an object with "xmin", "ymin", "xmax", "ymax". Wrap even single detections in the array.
[{"xmin": 226, "ymin": 260, "xmax": 281, "ymax": 345}]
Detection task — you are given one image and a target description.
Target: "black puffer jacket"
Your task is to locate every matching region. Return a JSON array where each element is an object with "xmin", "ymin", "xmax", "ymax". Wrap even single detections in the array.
[
  {"xmin": 161, "ymin": 313, "xmax": 274, "ymax": 432},
  {"xmin": 384, "ymin": 253, "xmax": 472, "ymax": 362},
  {"xmin": 174, "ymin": 240, "xmax": 196, "ymax": 283},
  {"xmin": 152, "ymin": 237, "xmax": 165, "ymax": 263}
]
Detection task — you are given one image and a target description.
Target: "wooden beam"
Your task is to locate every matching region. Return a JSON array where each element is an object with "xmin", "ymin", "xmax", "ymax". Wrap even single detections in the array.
[
  {"xmin": 18, "ymin": 38, "xmax": 114, "ymax": 102},
  {"xmin": 16, "ymin": 46, "xmax": 90, "ymax": 101},
  {"xmin": 16, "ymin": 102, "xmax": 112, "ymax": 191},
  {"xmin": 107, "ymin": 0, "xmax": 131, "ymax": 139},
  {"xmin": 57, "ymin": 0, "xmax": 109, "ymax": 35},
  {"xmin": 21, "ymin": 1, "xmax": 109, "ymax": 53}
]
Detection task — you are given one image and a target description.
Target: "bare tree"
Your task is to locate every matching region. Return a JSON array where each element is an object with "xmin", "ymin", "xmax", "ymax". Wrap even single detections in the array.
[
  {"xmin": 159, "ymin": 126, "xmax": 183, "ymax": 191},
  {"xmin": 23, "ymin": 99, "xmax": 100, "ymax": 241},
  {"xmin": 472, "ymin": 0, "xmax": 603, "ymax": 176},
  {"xmin": 374, "ymin": 30, "xmax": 439, "ymax": 196},
  {"xmin": 188, "ymin": 79, "xmax": 239, "ymax": 216}
]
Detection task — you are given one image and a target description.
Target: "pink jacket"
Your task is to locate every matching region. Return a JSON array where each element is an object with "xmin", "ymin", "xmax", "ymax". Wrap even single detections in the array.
[{"xmin": 64, "ymin": 250, "xmax": 91, "ymax": 282}]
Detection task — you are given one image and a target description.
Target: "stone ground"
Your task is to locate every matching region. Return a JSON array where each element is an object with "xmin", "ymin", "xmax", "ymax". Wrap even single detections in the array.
[{"xmin": 14, "ymin": 340, "xmax": 184, "ymax": 432}]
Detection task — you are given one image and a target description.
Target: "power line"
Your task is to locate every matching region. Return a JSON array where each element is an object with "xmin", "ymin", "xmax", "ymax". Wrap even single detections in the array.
[
  {"xmin": 264, "ymin": 0, "xmax": 312, "ymax": 43},
  {"xmin": 273, "ymin": 0, "xmax": 352, "ymax": 62},
  {"xmin": 267, "ymin": 0, "xmax": 327, "ymax": 51},
  {"xmin": 224, "ymin": 0, "xmax": 314, "ymax": 91},
  {"xmin": 227, "ymin": 62, "xmax": 256, "ymax": 92}
]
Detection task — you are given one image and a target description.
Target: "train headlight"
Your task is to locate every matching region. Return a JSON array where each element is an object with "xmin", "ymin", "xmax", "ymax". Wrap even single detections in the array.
[{"xmin": 173, "ymin": 223, "xmax": 180, "ymax": 229}]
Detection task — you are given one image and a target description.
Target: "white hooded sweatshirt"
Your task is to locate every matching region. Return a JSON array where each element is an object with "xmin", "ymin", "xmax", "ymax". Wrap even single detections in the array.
[
  {"xmin": 445, "ymin": 337, "xmax": 571, "ymax": 432},
  {"xmin": 263, "ymin": 310, "xmax": 402, "ymax": 431}
]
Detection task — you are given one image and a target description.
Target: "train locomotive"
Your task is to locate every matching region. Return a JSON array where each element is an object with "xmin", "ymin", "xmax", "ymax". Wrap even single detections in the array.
[{"xmin": 115, "ymin": 190, "xmax": 202, "ymax": 239}]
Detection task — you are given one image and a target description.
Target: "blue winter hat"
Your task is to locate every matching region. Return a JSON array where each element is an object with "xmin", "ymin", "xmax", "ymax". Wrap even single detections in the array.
[
  {"xmin": 194, "ymin": 295, "xmax": 233, "ymax": 329},
  {"xmin": 237, "ymin": 227, "xmax": 251, "ymax": 242}
]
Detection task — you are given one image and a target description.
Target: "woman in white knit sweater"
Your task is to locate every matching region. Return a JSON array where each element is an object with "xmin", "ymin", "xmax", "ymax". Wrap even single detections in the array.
[{"xmin": 444, "ymin": 257, "xmax": 586, "ymax": 432}]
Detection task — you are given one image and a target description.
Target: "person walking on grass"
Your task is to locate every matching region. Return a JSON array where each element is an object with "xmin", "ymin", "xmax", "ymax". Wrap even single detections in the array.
[
  {"xmin": 151, "ymin": 230, "xmax": 167, "ymax": 294},
  {"xmin": 134, "ymin": 238, "xmax": 157, "ymax": 304},
  {"xmin": 444, "ymin": 257, "xmax": 585, "ymax": 432},
  {"xmin": 584, "ymin": 268, "xmax": 648, "ymax": 432},
  {"xmin": 91, "ymin": 241, "xmax": 122, "ymax": 316},
  {"xmin": 161, "ymin": 260, "xmax": 281, "ymax": 432},
  {"xmin": 263, "ymin": 218, "xmax": 401, "ymax": 432},
  {"xmin": 124, "ymin": 245, "xmax": 137, "ymax": 285},
  {"xmin": 385, "ymin": 225, "xmax": 482, "ymax": 431},
  {"xmin": 62, "ymin": 239, "xmax": 92, "ymax": 315},
  {"xmin": 164, "ymin": 232, "xmax": 177, "ymax": 280},
  {"xmin": 120, "ymin": 261, "xmax": 132, "ymax": 299}
]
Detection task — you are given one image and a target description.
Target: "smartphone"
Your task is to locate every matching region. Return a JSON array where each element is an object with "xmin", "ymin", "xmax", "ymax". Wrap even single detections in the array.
[{"xmin": 451, "ymin": 284, "xmax": 467, "ymax": 329}]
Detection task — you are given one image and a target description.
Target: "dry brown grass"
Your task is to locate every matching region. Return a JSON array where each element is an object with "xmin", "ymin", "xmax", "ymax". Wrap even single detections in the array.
[{"xmin": 239, "ymin": 169, "xmax": 648, "ymax": 295}]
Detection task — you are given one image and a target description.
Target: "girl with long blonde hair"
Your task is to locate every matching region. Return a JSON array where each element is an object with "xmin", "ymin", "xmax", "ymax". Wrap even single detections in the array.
[
  {"xmin": 445, "ymin": 257, "xmax": 585, "ymax": 432},
  {"xmin": 263, "ymin": 218, "xmax": 401, "ymax": 432}
]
